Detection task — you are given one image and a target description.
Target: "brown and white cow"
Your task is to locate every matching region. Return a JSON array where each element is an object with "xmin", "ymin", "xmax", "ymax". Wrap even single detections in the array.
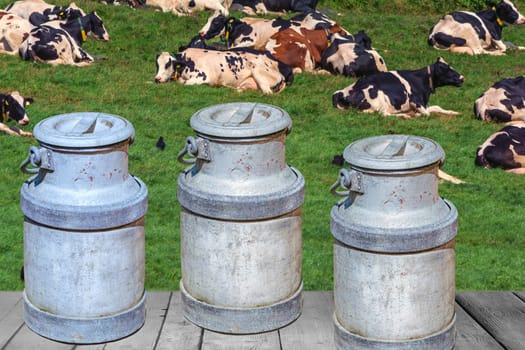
[
  {"xmin": 476, "ymin": 121, "xmax": 525, "ymax": 173},
  {"xmin": 5, "ymin": 0, "xmax": 85, "ymax": 25},
  {"xmin": 428, "ymin": 0, "xmax": 525, "ymax": 55},
  {"xmin": 145, "ymin": 0, "xmax": 232, "ymax": 16},
  {"xmin": 154, "ymin": 49, "xmax": 287, "ymax": 94},
  {"xmin": 474, "ymin": 76, "xmax": 525, "ymax": 122},
  {"xmin": 0, "ymin": 91, "xmax": 33, "ymax": 136},
  {"xmin": 320, "ymin": 31, "xmax": 387, "ymax": 77},
  {"xmin": 263, "ymin": 24, "xmax": 347, "ymax": 73},
  {"xmin": 0, "ymin": 10, "xmax": 31, "ymax": 55},
  {"xmin": 332, "ymin": 57, "xmax": 464, "ymax": 118}
]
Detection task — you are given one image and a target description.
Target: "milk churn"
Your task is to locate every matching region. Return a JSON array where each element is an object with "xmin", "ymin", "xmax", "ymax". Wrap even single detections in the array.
[
  {"xmin": 177, "ymin": 102, "xmax": 304, "ymax": 334},
  {"xmin": 330, "ymin": 135, "xmax": 457, "ymax": 350},
  {"xmin": 20, "ymin": 112, "xmax": 148, "ymax": 344}
]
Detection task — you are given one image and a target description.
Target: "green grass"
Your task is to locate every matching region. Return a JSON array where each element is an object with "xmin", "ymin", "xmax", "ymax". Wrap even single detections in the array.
[{"xmin": 1, "ymin": 0, "xmax": 524, "ymax": 291}]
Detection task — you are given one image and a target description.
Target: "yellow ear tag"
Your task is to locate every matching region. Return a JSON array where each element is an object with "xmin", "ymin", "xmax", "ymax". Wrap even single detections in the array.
[
  {"xmin": 2, "ymin": 113, "xmax": 7, "ymax": 123},
  {"xmin": 327, "ymin": 40, "xmax": 331, "ymax": 47},
  {"xmin": 497, "ymin": 17, "xmax": 503, "ymax": 26},
  {"xmin": 25, "ymin": 100, "xmax": 31, "ymax": 106},
  {"xmin": 225, "ymin": 31, "xmax": 229, "ymax": 40},
  {"xmin": 81, "ymin": 29, "xmax": 87, "ymax": 41}
]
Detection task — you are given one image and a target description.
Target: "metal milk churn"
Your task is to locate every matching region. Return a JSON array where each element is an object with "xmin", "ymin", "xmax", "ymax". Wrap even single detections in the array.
[
  {"xmin": 177, "ymin": 102, "xmax": 304, "ymax": 334},
  {"xmin": 330, "ymin": 135, "xmax": 457, "ymax": 350},
  {"xmin": 20, "ymin": 112, "xmax": 148, "ymax": 344}
]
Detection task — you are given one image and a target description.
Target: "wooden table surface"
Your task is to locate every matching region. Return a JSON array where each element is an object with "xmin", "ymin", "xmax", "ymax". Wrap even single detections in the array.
[{"xmin": 1, "ymin": 291, "xmax": 524, "ymax": 349}]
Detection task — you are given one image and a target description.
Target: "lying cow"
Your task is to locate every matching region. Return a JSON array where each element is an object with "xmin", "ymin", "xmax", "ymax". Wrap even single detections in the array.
[
  {"xmin": 145, "ymin": 0, "xmax": 232, "ymax": 16},
  {"xmin": 475, "ymin": 121, "xmax": 525, "ymax": 173},
  {"xmin": 321, "ymin": 31, "xmax": 387, "ymax": 77},
  {"xmin": 263, "ymin": 24, "xmax": 347, "ymax": 73},
  {"xmin": 474, "ymin": 75, "xmax": 525, "ymax": 122},
  {"xmin": 198, "ymin": 13, "xmax": 301, "ymax": 48},
  {"xmin": 231, "ymin": 0, "xmax": 317, "ymax": 15},
  {"xmin": 154, "ymin": 49, "xmax": 288, "ymax": 94},
  {"xmin": 0, "ymin": 91, "xmax": 33, "ymax": 136},
  {"xmin": 19, "ymin": 11, "xmax": 109, "ymax": 66},
  {"xmin": 332, "ymin": 57, "xmax": 464, "ymax": 118},
  {"xmin": 178, "ymin": 35, "xmax": 293, "ymax": 83},
  {"xmin": 5, "ymin": 0, "xmax": 85, "ymax": 25},
  {"xmin": 428, "ymin": 0, "xmax": 525, "ymax": 55},
  {"xmin": 0, "ymin": 11, "xmax": 31, "ymax": 55}
]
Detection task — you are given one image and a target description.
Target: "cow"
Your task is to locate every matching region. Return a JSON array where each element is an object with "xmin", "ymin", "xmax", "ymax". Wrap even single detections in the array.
[
  {"xmin": 178, "ymin": 35, "xmax": 294, "ymax": 83},
  {"xmin": 263, "ymin": 24, "xmax": 347, "ymax": 73},
  {"xmin": 231, "ymin": 0, "xmax": 317, "ymax": 15},
  {"xmin": 475, "ymin": 121, "xmax": 525, "ymax": 173},
  {"xmin": 19, "ymin": 25, "xmax": 94, "ymax": 66},
  {"xmin": 320, "ymin": 31, "xmax": 387, "ymax": 77},
  {"xmin": 5, "ymin": 0, "xmax": 85, "ymax": 25},
  {"xmin": 145, "ymin": 0, "xmax": 232, "ymax": 16},
  {"xmin": 19, "ymin": 11, "xmax": 109, "ymax": 66},
  {"xmin": 0, "ymin": 11, "xmax": 31, "ymax": 55},
  {"xmin": 154, "ymin": 49, "xmax": 288, "ymax": 94},
  {"xmin": 428, "ymin": 0, "xmax": 525, "ymax": 55},
  {"xmin": 44, "ymin": 11, "xmax": 110, "ymax": 44},
  {"xmin": 0, "ymin": 91, "xmax": 33, "ymax": 136},
  {"xmin": 198, "ymin": 13, "xmax": 301, "ymax": 48},
  {"xmin": 474, "ymin": 76, "xmax": 525, "ymax": 122},
  {"xmin": 289, "ymin": 10, "xmax": 339, "ymax": 29},
  {"xmin": 332, "ymin": 57, "xmax": 464, "ymax": 118}
]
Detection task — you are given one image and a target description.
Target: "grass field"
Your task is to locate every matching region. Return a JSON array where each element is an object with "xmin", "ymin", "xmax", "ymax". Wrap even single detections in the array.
[{"xmin": 0, "ymin": 0, "xmax": 524, "ymax": 291}]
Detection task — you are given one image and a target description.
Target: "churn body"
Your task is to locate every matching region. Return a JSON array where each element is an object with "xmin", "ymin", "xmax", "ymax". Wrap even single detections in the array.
[
  {"xmin": 177, "ymin": 103, "xmax": 304, "ymax": 334},
  {"xmin": 330, "ymin": 135, "xmax": 457, "ymax": 350},
  {"xmin": 20, "ymin": 112, "xmax": 148, "ymax": 344}
]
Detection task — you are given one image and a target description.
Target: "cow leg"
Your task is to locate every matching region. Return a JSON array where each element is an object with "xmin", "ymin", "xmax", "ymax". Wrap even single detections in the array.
[
  {"xmin": 438, "ymin": 169, "xmax": 464, "ymax": 184},
  {"xmin": 0, "ymin": 124, "xmax": 32, "ymax": 137},
  {"xmin": 426, "ymin": 105, "xmax": 460, "ymax": 115},
  {"xmin": 449, "ymin": 45, "xmax": 476, "ymax": 55},
  {"xmin": 506, "ymin": 167, "xmax": 525, "ymax": 174}
]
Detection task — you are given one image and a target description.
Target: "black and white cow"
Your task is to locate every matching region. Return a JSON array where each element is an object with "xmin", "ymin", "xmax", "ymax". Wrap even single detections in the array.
[
  {"xmin": 0, "ymin": 91, "xmax": 33, "ymax": 136},
  {"xmin": 154, "ymin": 49, "xmax": 288, "ymax": 94},
  {"xmin": 198, "ymin": 13, "xmax": 300, "ymax": 48},
  {"xmin": 475, "ymin": 121, "xmax": 525, "ymax": 173},
  {"xmin": 332, "ymin": 57, "xmax": 464, "ymax": 118},
  {"xmin": 428, "ymin": 0, "xmax": 525, "ymax": 55},
  {"xmin": 144, "ymin": 0, "xmax": 232, "ymax": 16},
  {"xmin": 19, "ymin": 11, "xmax": 109, "ymax": 66},
  {"xmin": 474, "ymin": 76, "xmax": 525, "ymax": 122},
  {"xmin": 5, "ymin": 0, "xmax": 85, "ymax": 25},
  {"xmin": 321, "ymin": 31, "xmax": 387, "ymax": 77},
  {"xmin": 231, "ymin": 0, "xmax": 317, "ymax": 15}
]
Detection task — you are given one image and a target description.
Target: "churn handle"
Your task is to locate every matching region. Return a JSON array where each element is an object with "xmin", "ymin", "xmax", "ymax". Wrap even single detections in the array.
[
  {"xmin": 330, "ymin": 169, "xmax": 364, "ymax": 197},
  {"xmin": 20, "ymin": 146, "xmax": 54, "ymax": 174}
]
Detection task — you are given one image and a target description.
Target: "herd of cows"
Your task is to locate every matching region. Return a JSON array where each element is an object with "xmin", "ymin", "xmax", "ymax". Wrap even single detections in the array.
[{"xmin": 2, "ymin": 0, "xmax": 525, "ymax": 174}]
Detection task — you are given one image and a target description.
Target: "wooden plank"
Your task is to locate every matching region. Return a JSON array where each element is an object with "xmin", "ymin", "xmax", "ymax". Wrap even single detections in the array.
[
  {"xmin": 0, "ymin": 291, "xmax": 24, "ymax": 349},
  {"xmin": 155, "ymin": 292, "xmax": 202, "ymax": 350},
  {"xmin": 456, "ymin": 291, "xmax": 525, "ymax": 350},
  {"xmin": 279, "ymin": 291, "xmax": 334, "ymax": 349},
  {"xmin": 201, "ymin": 330, "xmax": 281, "ymax": 350},
  {"xmin": 454, "ymin": 302, "xmax": 504, "ymax": 350},
  {"xmin": 4, "ymin": 324, "xmax": 74, "ymax": 350},
  {"xmin": 74, "ymin": 292, "xmax": 171, "ymax": 350}
]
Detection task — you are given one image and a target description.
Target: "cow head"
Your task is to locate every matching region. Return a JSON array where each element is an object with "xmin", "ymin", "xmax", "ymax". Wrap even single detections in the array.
[
  {"xmin": 199, "ymin": 11, "xmax": 228, "ymax": 39},
  {"xmin": 155, "ymin": 52, "xmax": 175, "ymax": 83},
  {"xmin": 493, "ymin": 0, "xmax": 525, "ymax": 25},
  {"xmin": 1, "ymin": 91, "xmax": 33, "ymax": 126},
  {"xmin": 431, "ymin": 57, "xmax": 464, "ymax": 88},
  {"xmin": 83, "ymin": 11, "xmax": 110, "ymax": 41}
]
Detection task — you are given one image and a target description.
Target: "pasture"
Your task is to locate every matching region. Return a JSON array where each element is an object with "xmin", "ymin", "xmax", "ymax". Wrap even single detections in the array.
[{"xmin": 0, "ymin": 0, "xmax": 524, "ymax": 291}]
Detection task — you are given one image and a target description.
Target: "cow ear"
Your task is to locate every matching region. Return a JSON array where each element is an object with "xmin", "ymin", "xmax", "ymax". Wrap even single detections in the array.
[
  {"xmin": 437, "ymin": 57, "xmax": 446, "ymax": 63},
  {"xmin": 25, "ymin": 98, "xmax": 34, "ymax": 106}
]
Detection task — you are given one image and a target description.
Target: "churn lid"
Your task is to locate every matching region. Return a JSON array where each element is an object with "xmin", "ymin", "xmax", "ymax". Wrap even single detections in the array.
[
  {"xmin": 343, "ymin": 135, "xmax": 445, "ymax": 171},
  {"xmin": 33, "ymin": 112, "xmax": 135, "ymax": 148},
  {"xmin": 190, "ymin": 102, "xmax": 291, "ymax": 138}
]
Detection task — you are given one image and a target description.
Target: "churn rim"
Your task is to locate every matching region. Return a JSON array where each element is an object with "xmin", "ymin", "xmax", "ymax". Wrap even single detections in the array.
[
  {"xmin": 343, "ymin": 134, "xmax": 446, "ymax": 171},
  {"xmin": 189, "ymin": 102, "xmax": 292, "ymax": 138},
  {"xmin": 33, "ymin": 112, "xmax": 135, "ymax": 148}
]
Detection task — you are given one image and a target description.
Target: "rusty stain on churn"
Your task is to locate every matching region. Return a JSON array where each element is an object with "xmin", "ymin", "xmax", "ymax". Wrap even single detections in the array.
[
  {"xmin": 177, "ymin": 102, "xmax": 304, "ymax": 334},
  {"xmin": 20, "ymin": 112, "xmax": 148, "ymax": 344},
  {"xmin": 330, "ymin": 135, "xmax": 457, "ymax": 350}
]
